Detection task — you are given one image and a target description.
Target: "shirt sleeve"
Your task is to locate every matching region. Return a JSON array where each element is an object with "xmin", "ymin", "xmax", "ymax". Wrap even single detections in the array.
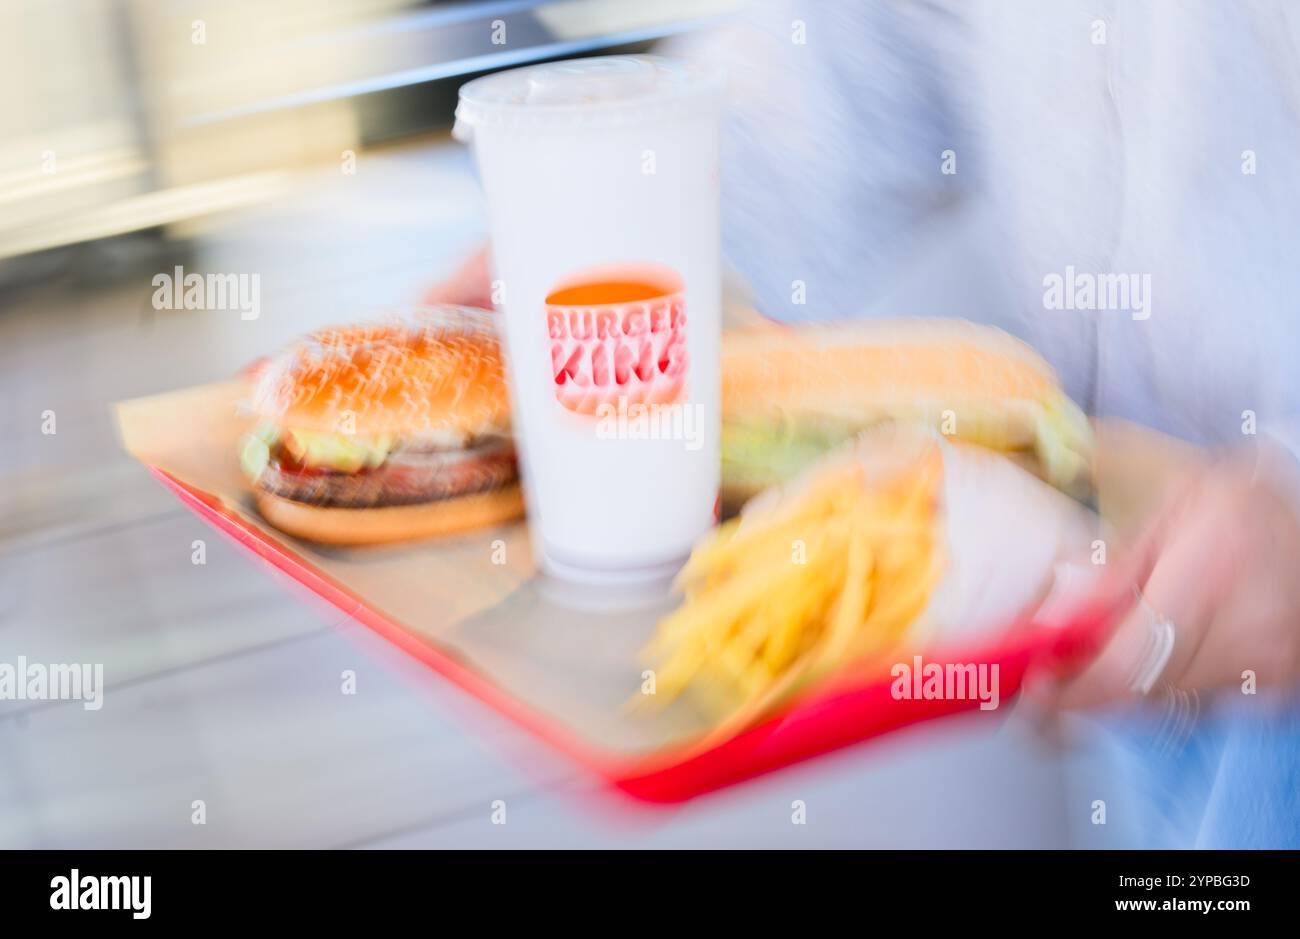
[{"xmin": 666, "ymin": 0, "xmax": 975, "ymax": 321}]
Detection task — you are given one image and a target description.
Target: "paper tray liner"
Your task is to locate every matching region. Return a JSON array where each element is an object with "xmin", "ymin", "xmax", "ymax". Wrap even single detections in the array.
[{"xmin": 115, "ymin": 379, "xmax": 1132, "ymax": 802}]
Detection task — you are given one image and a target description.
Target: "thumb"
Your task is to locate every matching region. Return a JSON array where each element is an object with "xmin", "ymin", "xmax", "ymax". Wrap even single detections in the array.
[{"xmin": 1024, "ymin": 533, "xmax": 1164, "ymax": 709}]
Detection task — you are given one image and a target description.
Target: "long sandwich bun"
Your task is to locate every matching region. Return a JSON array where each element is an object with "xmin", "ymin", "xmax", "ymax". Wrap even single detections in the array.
[
  {"xmin": 250, "ymin": 307, "xmax": 510, "ymax": 441},
  {"xmin": 720, "ymin": 317, "xmax": 1093, "ymax": 506}
]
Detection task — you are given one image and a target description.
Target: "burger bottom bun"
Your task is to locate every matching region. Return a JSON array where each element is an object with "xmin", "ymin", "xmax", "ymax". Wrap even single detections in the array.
[{"xmin": 254, "ymin": 485, "xmax": 524, "ymax": 546}]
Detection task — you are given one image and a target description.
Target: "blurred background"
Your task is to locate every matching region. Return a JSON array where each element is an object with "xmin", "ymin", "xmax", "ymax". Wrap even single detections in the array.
[{"xmin": 0, "ymin": 0, "xmax": 740, "ymax": 261}]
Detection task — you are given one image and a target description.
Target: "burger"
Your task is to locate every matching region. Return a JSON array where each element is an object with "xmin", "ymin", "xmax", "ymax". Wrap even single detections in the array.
[
  {"xmin": 239, "ymin": 308, "xmax": 524, "ymax": 545},
  {"xmin": 719, "ymin": 317, "xmax": 1094, "ymax": 509}
]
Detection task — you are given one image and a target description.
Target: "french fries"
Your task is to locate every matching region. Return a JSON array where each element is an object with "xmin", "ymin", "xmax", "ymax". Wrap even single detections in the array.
[{"xmin": 640, "ymin": 433, "xmax": 946, "ymax": 732}]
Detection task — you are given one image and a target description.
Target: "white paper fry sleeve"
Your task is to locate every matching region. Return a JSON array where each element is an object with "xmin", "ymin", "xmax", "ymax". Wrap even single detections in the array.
[{"xmin": 923, "ymin": 439, "xmax": 1100, "ymax": 644}]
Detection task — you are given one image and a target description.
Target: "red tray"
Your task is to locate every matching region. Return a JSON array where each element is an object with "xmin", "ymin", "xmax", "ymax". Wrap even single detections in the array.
[{"xmin": 150, "ymin": 466, "xmax": 1123, "ymax": 803}]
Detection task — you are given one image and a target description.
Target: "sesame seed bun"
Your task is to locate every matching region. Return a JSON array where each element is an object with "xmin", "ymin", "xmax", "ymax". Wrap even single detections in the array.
[
  {"xmin": 244, "ymin": 307, "xmax": 525, "ymax": 545},
  {"xmin": 249, "ymin": 307, "xmax": 510, "ymax": 442}
]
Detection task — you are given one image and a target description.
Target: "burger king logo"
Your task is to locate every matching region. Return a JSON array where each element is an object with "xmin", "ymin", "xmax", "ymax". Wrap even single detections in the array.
[{"xmin": 546, "ymin": 263, "xmax": 686, "ymax": 416}]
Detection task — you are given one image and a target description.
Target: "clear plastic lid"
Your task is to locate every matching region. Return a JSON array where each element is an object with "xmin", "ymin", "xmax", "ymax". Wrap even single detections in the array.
[{"xmin": 454, "ymin": 55, "xmax": 724, "ymax": 139}]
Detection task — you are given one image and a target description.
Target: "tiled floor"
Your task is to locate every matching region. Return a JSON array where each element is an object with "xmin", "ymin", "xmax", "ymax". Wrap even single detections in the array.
[{"xmin": 0, "ymin": 134, "xmax": 1135, "ymax": 848}]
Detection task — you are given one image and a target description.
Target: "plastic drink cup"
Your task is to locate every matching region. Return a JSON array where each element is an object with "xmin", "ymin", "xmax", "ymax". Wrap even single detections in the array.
[{"xmin": 454, "ymin": 55, "xmax": 724, "ymax": 582}]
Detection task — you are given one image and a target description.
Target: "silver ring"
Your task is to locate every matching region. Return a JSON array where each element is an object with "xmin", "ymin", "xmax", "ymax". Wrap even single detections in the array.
[
  {"xmin": 1126, "ymin": 589, "xmax": 1176, "ymax": 696},
  {"xmin": 1152, "ymin": 685, "xmax": 1200, "ymax": 755}
]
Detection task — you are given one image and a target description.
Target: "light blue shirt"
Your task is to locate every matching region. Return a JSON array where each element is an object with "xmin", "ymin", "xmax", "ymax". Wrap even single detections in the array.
[{"xmin": 680, "ymin": 0, "xmax": 1300, "ymax": 847}]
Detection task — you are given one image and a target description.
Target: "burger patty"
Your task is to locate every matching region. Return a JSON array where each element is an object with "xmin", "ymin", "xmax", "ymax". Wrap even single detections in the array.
[{"xmin": 258, "ymin": 439, "xmax": 518, "ymax": 508}]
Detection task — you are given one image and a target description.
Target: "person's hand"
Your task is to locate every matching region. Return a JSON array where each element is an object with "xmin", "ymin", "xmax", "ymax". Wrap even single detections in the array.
[
  {"xmin": 420, "ymin": 244, "xmax": 492, "ymax": 309},
  {"xmin": 1047, "ymin": 443, "xmax": 1300, "ymax": 709}
]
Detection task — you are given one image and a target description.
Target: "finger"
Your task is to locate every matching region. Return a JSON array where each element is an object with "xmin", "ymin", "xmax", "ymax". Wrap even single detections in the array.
[
  {"xmin": 421, "ymin": 244, "xmax": 493, "ymax": 308},
  {"xmin": 1028, "ymin": 481, "xmax": 1197, "ymax": 709},
  {"xmin": 420, "ymin": 277, "xmax": 493, "ymax": 309},
  {"xmin": 1021, "ymin": 535, "xmax": 1157, "ymax": 700},
  {"xmin": 1134, "ymin": 510, "xmax": 1244, "ymax": 693},
  {"xmin": 1054, "ymin": 539, "xmax": 1213, "ymax": 709},
  {"xmin": 1049, "ymin": 595, "xmax": 1151, "ymax": 709}
]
